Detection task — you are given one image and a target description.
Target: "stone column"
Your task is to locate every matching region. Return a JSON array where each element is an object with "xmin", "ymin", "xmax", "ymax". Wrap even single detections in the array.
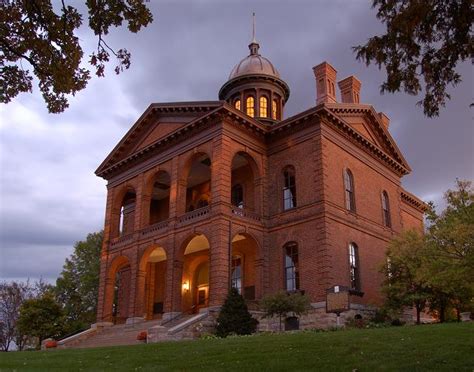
[
  {"xmin": 96, "ymin": 187, "xmax": 114, "ymax": 322},
  {"xmin": 209, "ymin": 220, "xmax": 230, "ymax": 307}
]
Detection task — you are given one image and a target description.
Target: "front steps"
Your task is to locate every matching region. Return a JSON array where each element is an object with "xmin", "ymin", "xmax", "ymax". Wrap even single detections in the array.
[{"xmin": 57, "ymin": 311, "xmax": 216, "ymax": 349}]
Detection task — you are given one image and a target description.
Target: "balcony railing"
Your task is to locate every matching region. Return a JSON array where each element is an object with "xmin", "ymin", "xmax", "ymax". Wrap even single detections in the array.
[
  {"xmin": 231, "ymin": 206, "xmax": 262, "ymax": 222},
  {"xmin": 141, "ymin": 219, "xmax": 170, "ymax": 237},
  {"xmin": 110, "ymin": 233, "xmax": 134, "ymax": 248},
  {"xmin": 178, "ymin": 206, "xmax": 211, "ymax": 224}
]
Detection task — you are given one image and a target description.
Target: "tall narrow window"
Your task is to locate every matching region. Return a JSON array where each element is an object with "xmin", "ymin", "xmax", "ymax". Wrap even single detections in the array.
[
  {"xmin": 235, "ymin": 99, "xmax": 241, "ymax": 111},
  {"xmin": 272, "ymin": 99, "xmax": 278, "ymax": 119},
  {"xmin": 284, "ymin": 243, "xmax": 299, "ymax": 291},
  {"xmin": 259, "ymin": 96, "xmax": 268, "ymax": 117},
  {"xmin": 349, "ymin": 243, "xmax": 360, "ymax": 291},
  {"xmin": 246, "ymin": 96, "xmax": 255, "ymax": 117},
  {"xmin": 231, "ymin": 184, "xmax": 244, "ymax": 208},
  {"xmin": 382, "ymin": 191, "xmax": 391, "ymax": 227},
  {"xmin": 231, "ymin": 256, "xmax": 242, "ymax": 294},
  {"xmin": 283, "ymin": 166, "xmax": 297, "ymax": 210},
  {"xmin": 344, "ymin": 169, "xmax": 356, "ymax": 212}
]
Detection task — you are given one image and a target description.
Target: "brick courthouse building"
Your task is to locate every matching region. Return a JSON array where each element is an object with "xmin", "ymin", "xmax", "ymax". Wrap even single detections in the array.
[{"xmin": 94, "ymin": 35, "xmax": 425, "ymax": 332}]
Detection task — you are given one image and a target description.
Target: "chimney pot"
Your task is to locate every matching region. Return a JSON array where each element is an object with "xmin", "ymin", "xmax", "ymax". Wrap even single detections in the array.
[
  {"xmin": 338, "ymin": 76, "xmax": 361, "ymax": 104},
  {"xmin": 312, "ymin": 62, "xmax": 337, "ymax": 105}
]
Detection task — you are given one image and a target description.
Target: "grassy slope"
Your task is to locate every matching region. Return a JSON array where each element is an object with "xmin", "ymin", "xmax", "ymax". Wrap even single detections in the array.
[{"xmin": 0, "ymin": 323, "xmax": 472, "ymax": 371}]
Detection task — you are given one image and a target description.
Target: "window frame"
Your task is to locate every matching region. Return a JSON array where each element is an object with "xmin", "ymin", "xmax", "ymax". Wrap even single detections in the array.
[
  {"xmin": 284, "ymin": 242, "xmax": 300, "ymax": 292},
  {"xmin": 231, "ymin": 255, "xmax": 243, "ymax": 294},
  {"xmin": 382, "ymin": 191, "xmax": 391, "ymax": 227},
  {"xmin": 282, "ymin": 166, "xmax": 297, "ymax": 211},
  {"xmin": 259, "ymin": 96, "xmax": 268, "ymax": 118},
  {"xmin": 344, "ymin": 169, "xmax": 356, "ymax": 213},
  {"xmin": 234, "ymin": 98, "xmax": 241, "ymax": 111},
  {"xmin": 246, "ymin": 96, "xmax": 255, "ymax": 117},
  {"xmin": 348, "ymin": 242, "xmax": 360, "ymax": 291}
]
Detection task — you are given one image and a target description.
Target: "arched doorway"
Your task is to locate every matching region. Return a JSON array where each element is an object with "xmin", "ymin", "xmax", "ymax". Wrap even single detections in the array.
[
  {"xmin": 140, "ymin": 246, "xmax": 167, "ymax": 320},
  {"xmin": 181, "ymin": 234, "xmax": 210, "ymax": 313},
  {"xmin": 185, "ymin": 154, "xmax": 211, "ymax": 212},
  {"xmin": 231, "ymin": 233, "xmax": 259, "ymax": 300},
  {"xmin": 105, "ymin": 256, "xmax": 131, "ymax": 324}
]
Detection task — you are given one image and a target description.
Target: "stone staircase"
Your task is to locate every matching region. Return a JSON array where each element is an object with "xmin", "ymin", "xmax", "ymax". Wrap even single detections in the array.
[{"xmin": 56, "ymin": 311, "xmax": 216, "ymax": 349}]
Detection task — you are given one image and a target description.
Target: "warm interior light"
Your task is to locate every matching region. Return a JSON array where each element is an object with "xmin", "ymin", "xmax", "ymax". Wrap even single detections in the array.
[{"xmin": 182, "ymin": 281, "xmax": 190, "ymax": 292}]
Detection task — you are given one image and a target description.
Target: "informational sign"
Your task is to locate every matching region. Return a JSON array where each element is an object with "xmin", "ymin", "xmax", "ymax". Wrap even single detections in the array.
[{"xmin": 326, "ymin": 285, "xmax": 350, "ymax": 314}]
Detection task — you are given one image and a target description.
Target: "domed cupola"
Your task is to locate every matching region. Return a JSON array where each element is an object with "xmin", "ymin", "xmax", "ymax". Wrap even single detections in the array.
[{"xmin": 219, "ymin": 14, "xmax": 290, "ymax": 123}]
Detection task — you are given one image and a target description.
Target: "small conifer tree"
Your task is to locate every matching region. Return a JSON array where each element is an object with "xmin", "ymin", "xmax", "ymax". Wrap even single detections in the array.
[{"xmin": 216, "ymin": 288, "xmax": 258, "ymax": 337}]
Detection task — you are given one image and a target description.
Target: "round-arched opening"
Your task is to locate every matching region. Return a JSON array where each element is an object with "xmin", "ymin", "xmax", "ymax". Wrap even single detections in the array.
[
  {"xmin": 140, "ymin": 246, "xmax": 167, "ymax": 319},
  {"xmin": 181, "ymin": 234, "xmax": 210, "ymax": 312},
  {"xmin": 231, "ymin": 152, "xmax": 258, "ymax": 211},
  {"xmin": 149, "ymin": 171, "xmax": 171, "ymax": 225},
  {"xmin": 118, "ymin": 190, "xmax": 136, "ymax": 236},
  {"xmin": 185, "ymin": 154, "xmax": 211, "ymax": 212},
  {"xmin": 106, "ymin": 256, "xmax": 131, "ymax": 324},
  {"xmin": 231, "ymin": 233, "xmax": 259, "ymax": 300}
]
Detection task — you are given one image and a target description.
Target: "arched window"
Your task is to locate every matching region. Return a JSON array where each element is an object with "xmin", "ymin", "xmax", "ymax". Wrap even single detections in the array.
[
  {"xmin": 231, "ymin": 184, "xmax": 244, "ymax": 208},
  {"xmin": 234, "ymin": 99, "xmax": 241, "ymax": 111},
  {"xmin": 246, "ymin": 96, "xmax": 255, "ymax": 117},
  {"xmin": 272, "ymin": 99, "xmax": 278, "ymax": 119},
  {"xmin": 344, "ymin": 169, "xmax": 355, "ymax": 212},
  {"xmin": 349, "ymin": 243, "xmax": 360, "ymax": 291},
  {"xmin": 259, "ymin": 96, "xmax": 268, "ymax": 118},
  {"xmin": 284, "ymin": 242, "xmax": 299, "ymax": 291},
  {"xmin": 283, "ymin": 166, "xmax": 297, "ymax": 210},
  {"xmin": 231, "ymin": 255, "xmax": 242, "ymax": 294},
  {"xmin": 119, "ymin": 191, "xmax": 136, "ymax": 236},
  {"xmin": 382, "ymin": 191, "xmax": 391, "ymax": 227}
]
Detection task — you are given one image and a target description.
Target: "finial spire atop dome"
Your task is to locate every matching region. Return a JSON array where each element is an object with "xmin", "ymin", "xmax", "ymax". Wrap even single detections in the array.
[
  {"xmin": 252, "ymin": 12, "xmax": 257, "ymax": 43},
  {"xmin": 249, "ymin": 12, "xmax": 260, "ymax": 55}
]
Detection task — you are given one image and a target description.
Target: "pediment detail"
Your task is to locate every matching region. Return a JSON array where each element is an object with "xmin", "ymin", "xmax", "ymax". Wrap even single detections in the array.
[{"xmin": 325, "ymin": 103, "xmax": 410, "ymax": 172}]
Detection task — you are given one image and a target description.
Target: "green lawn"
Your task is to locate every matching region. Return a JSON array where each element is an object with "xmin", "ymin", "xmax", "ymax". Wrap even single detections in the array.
[{"xmin": 0, "ymin": 323, "xmax": 472, "ymax": 371}]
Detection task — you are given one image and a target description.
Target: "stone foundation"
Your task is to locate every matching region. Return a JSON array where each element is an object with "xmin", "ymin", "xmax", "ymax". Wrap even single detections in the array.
[{"xmin": 252, "ymin": 302, "xmax": 376, "ymax": 331}]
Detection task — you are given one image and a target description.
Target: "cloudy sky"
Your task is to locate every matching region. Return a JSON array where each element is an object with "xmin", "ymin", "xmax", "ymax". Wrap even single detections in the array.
[{"xmin": 0, "ymin": 0, "xmax": 472, "ymax": 283}]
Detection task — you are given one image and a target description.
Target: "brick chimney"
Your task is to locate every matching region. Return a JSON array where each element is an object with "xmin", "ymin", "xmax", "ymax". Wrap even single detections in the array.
[
  {"xmin": 313, "ymin": 62, "xmax": 337, "ymax": 104},
  {"xmin": 338, "ymin": 76, "xmax": 361, "ymax": 104},
  {"xmin": 378, "ymin": 112, "xmax": 390, "ymax": 129}
]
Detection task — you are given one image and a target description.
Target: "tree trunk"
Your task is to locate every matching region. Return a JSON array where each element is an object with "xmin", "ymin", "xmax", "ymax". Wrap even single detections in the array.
[
  {"xmin": 279, "ymin": 314, "xmax": 282, "ymax": 332},
  {"xmin": 416, "ymin": 304, "xmax": 421, "ymax": 325},
  {"xmin": 439, "ymin": 303, "xmax": 446, "ymax": 323},
  {"xmin": 456, "ymin": 308, "xmax": 461, "ymax": 322}
]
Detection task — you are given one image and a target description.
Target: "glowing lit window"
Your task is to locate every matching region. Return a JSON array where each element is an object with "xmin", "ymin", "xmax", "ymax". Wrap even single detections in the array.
[
  {"xmin": 259, "ymin": 96, "xmax": 268, "ymax": 118},
  {"xmin": 246, "ymin": 97, "xmax": 255, "ymax": 117},
  {"xmin": 272, "ymin": 99, "xmax": 278, "ymax": 119},
  {"xmin": 235, "ymin": 99, "xmax": 241, "ymax": 110}
]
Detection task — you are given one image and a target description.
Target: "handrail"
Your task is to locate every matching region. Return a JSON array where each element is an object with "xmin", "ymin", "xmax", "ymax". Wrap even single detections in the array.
[
  {"xmin": 231, "ymin": 206, "xmax": 262, "ymax": 221},
  {"xmin": 56, "ymin": 326, "xmax": 89, "ymax": 342},
  {"xmin": 178, "ymin": 206, "xmax": 211, "ymax": 224}
]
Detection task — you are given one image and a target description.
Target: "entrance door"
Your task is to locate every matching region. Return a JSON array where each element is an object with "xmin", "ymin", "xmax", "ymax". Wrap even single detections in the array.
[{"xmin": 196, "ymin": 284, "xmax": 209, "ymax": 312}]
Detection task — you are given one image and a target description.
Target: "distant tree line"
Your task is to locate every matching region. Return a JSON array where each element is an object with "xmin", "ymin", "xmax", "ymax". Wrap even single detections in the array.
[{"xmin": 0, "ymin": 231, "xmax": 102, "ymax": 351}]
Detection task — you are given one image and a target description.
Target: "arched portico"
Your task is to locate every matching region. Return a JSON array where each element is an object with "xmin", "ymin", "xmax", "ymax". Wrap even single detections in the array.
[
  {"xmin": 103, "ymin": 255, "xmax": 132, "ymax": 324},
  {"xmin": 231, "ymin": 232, "xmax": 262, "ymax": 300},
  {"xmin": 178, "ymin": 234, "xmax": 211, "ymax": 313},
  {"xmin": 136, "ymin": 245, "xmax": 168, "ymax": 320}
]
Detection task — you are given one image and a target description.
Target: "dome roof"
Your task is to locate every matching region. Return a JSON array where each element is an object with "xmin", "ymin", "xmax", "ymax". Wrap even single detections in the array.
[{"xmin": 229, "ymin": 47, "xmax": 280, "ymax": 80}]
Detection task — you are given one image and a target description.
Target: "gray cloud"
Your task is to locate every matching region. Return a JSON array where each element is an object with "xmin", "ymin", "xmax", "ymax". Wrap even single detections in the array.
[{"xmin": 0, "ymin": 0, "xmax": 472, "ymax": 282}]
